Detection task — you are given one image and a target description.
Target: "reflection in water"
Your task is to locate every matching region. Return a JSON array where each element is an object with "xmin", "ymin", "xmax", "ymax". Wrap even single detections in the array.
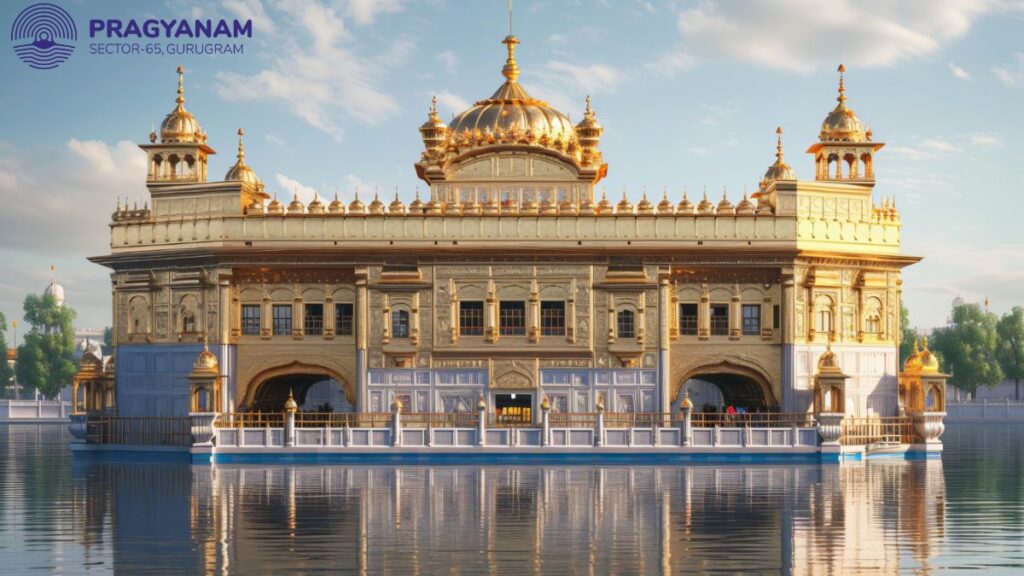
[{"xmin": 10, "ymin": 424, "xmax": 1024, "ymax": 574}]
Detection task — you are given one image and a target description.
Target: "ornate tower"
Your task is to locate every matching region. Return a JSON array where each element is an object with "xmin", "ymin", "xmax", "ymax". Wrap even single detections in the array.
[
  {"xmin": 139, "ymin": 65, "xmax": 215, "ymax": 184},
  {"xmin": 806, "ymin": 65, "xmax": 884, "ymax": 181}
]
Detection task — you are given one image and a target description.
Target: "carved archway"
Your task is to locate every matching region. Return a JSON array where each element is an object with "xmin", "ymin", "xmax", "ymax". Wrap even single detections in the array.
[
  {"xmin": 673, "ymin": 360, "xmax": 779, "ymax": 410},
  {"xmin": 241, "ymin": 361, "xmax": 355, "ymax": 412}
]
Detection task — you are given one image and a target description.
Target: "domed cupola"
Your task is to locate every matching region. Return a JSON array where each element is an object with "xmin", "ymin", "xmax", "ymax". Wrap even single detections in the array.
[
  {"xmin": 807, "ymin": 65, "xmax": 884, "ymax": 182},
  {"xmin": 576, "ymin": 95, "xmax": 604, "ymax": 166},
  {"xmin": 819, "ymin": 65, "xmax": 865, "ymax": 143},
  {"xmin": 161, "ymin": 66, "xmax": 207, "ymax": 145},
  {"xmin": 763, "ymin": 126, "xmax": 797, "ymax": 184},
  {"xmin": 44, "ymin": 265, "xmax": 65, "ymax": 307},
  {"xmin": 419, "ymin": 96, "xmax": 448, "ymax": 153},
  {"xmin": 225, "ymin": 128, "xmax": 261, "ymax": 186}
]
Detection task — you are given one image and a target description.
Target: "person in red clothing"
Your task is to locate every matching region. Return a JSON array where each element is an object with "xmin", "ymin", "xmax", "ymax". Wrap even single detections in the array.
[{"xmin": 726, "ymin": 405, "xmax": 736, "ymax": 414}]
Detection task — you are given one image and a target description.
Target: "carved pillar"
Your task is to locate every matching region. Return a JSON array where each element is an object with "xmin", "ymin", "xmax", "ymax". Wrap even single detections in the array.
[
  {"xmin": 781, "ymin": 272, "xmax": 795, "ymax": 343},
  {"xmin": 637, "ymin": 291, "xmax": 646, "ymax": 346},
  {"xmin": 449, "ymin": 277, "xmax": 459, "ymax": 344},
  {"xmin": 669, "ymin": 281, "xmax": 679, "ymax": 340},
  {"xmin": 607, "ymin": 293, "xmax": 616, "ymax": 345},
  {"xmin": 324, "ymin": 288, "xmax": 335, "ymax": 338},
  {"xmin": 356, "ymin": 272, "xmax": 368, "ymax": 412},
  {"xmin": 411, "ymin": 291, "xmax": 420, "ymax": 345},
  {"xmin": 528, "ymin": 279, "xmax": 540, "ymax": 342},
  {"xmin": 218, "ymin": 277, "xmax": 232, "ymax": 413},
  {"xmin": 698, "ymin": 284, "xmax": 709, "ymax": 340},
  {"xmin": 658, "ymin": 276, "xmax": 671, "ymax": 413},
  {"xmin": 381, "ymin": 293, "xmax": 391, "ymax": 344},
  {"xmin": 729, "ymin": 285, "xmax": 741, "ymax": 340},
  {"xmin": 567, "ymin": 278, "xmax": 577, "ymax": 344},
  {"xmin": 292, "ymin": 285, "xmax": 303, "ymax": 339},
  {"xmin": 761, "ymin": 296, "xmax": 773, "ymax": 340},
  {"xmin": 485, "ymin": 279, "xmax": 497, "ymax": 343}
]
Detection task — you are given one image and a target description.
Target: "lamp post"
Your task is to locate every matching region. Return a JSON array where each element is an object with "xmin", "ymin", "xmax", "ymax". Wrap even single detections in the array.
[{"xmin": 11, "ymin": 320, "xmax": 17, "ymax": 400}]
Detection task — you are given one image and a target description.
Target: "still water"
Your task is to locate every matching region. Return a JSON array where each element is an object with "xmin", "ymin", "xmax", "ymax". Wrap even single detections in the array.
[{"xmin": 0, "ymin": 424, "xmax": 1022, "ymax": 575}]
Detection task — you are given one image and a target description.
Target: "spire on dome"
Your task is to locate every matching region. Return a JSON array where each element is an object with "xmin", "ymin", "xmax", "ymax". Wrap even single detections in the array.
[
  {"xmin": 501, "ymin": 34, "xmax": 521, "ymax": 82},
  {"xmin": 837, "ymin": 64, "xmax": 846, "ymax": 106},
  {"xmin": 176, "ymin": 65, "xmax": 185, "ymax": 108}
]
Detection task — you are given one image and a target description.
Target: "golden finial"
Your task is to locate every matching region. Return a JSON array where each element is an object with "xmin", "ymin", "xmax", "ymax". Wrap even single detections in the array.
[
  {"xmin": 236, "ymin": 128, "xmax": 245, "ymax": 162},
  {"xmin": 775, "ymin": 126, "xmax": 785, "ymax": 161},
  {"xmin": 836, "ymin": 64, "xmax": 846, "ymax": 106},
  {"xmin": 501, "ymin": 36, "xmax": 521, "ymax": 81},
  {"xmin": 175, "ymin": 64, "xmax": 185, "ymax": 108}
]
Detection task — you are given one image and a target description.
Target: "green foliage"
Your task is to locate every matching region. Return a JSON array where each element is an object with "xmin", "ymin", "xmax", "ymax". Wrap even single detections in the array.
[
  {"xmin": 930, "ymin": 303, "xmax": 1003, "ymax": 393},
  {"xmin": 103, "ymin": 326, "xmax": 113, "ymax": 351},
  {"xmin": 14, "ymin": 294, "xmax": 77, "ymax": 398},
  {"xmin": 996, "ymin": 306, "xmax": 1024, "ymax": 400},
  {"xmin": 0, "ymin": 311, "xmax": 13, "ymax": 398},
  {"xmin": 899, "ymin": 302, "xmax": 917, "ymax": 365}
]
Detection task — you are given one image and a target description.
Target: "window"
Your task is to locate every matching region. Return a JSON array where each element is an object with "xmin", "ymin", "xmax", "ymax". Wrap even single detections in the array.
[
  {"xmin": 773, "ymin": 304, "xmax": 781, "ymax": 330},
  {"xmin": 499, "ymin": 301, "xmax": 526, "ymax": 336},
  {"xmin": 335, "ymin": 303, "xmax": 354, "ymax": 336},
  {"xmin": 710, "ymin": 304, "xmax": 729, "ymax": 336},
  {"xmin": 865, "ymin": 315, "xmax": 881, "ymax": 334},
  {"xmin": 391, "ymin": 310, "xmax": 410, "ymax": 339},
  {"xmin": 459, "ymin": 301, "xmax": 484, "ymax": 336},
  {"xmin": 678, "ymin": 303, "xmax": 698, "ymax": 335},
  {"xmin": 540, "ymin": 301, "xmax": 566, "ymax": 336},
  {"xmin": 241, "ymin": 305, "xmax": 261, "ymax": 335},
  {"xmin": 617, "ymin": 309, "xmax": 636, "ymax": 339},
  {"xmin": 742, "ymin": 304, "xmax": 761, "ymax": 336},
  {"xmin": 182, "ymin": 311, "xmax": 196, "ymax": 333},
  {"xmin": 272, "ymin": 305, "xmax": 292, "ymax": 336},
  {"xmin": 816, "ymin": 309, "xmax": 833, "ymax": 334},
  {"xmin": 304, "ymin": 303, "xmax": 323, "ymax": 336}
]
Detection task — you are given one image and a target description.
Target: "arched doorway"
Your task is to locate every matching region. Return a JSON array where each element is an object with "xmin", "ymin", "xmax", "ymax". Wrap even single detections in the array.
[
  {"xmin": 672, "ymin": 362, "xmax": 779, "ymax": 412},
  {"xmin": 242, "ymin": 362, "xmax": 355, "ymax": 413}
]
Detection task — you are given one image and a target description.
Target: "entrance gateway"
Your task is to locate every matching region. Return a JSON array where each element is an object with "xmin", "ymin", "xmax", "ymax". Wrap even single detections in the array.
[{"xmin": 493, "ymin": 393, "xmax": 532, "ymax": 425}]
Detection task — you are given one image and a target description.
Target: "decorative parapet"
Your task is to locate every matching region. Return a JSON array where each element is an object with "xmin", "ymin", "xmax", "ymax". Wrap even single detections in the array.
[{"xmin": 190, "ymin": 412, "xmax": 217, "ymax": 445}]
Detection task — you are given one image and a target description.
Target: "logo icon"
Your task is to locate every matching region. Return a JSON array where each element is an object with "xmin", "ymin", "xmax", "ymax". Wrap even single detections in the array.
[{"xmin": 11, "ymin": 3, "xmax": 76, "ymax": 70}]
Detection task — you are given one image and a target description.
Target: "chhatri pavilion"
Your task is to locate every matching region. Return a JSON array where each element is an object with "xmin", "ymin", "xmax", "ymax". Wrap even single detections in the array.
[{"xmin": 71, "ymin": 26, "xmax": 948, "ymax": 461}]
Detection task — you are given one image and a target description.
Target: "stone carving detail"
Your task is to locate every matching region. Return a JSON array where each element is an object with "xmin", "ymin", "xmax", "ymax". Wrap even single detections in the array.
[
  {"xmin": 577, "ymin": 318, "xmax": 589, "ymax": 340},
  {"xmin": 644, "ymin": 353, "xmax": 657, "ymax": 368},
  {"xmin": 493, "ymin": 368, "xmax": 535, "ymax": 390}
]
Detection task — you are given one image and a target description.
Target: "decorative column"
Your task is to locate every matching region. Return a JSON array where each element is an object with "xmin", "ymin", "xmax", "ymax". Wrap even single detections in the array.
[
  {"xmin": 540, "ymin": 395, "xmax": 551, "ymax": 447},
  {"xmin": 391, "ymin": 396, "xmax": 404, "ymax": 447},
  {"xmin": 411, "ymin": 291, "xmax": 421, "ymax": 345},
  {"xmin": 698, "ymin": 284, "xmax": 709, "ymax": 340},
  {"xmin": 637, "ymin": 291, "xmax": 646, "ymax": 346},
  {"xmin": 528, "ymin": 279, "xmax": 540, "ymax": 342},
  {"xmin": 607, "ymin": 293, "xmax": 616, "ymax": 345},
  {"xmin": 449, "ymin": 277, "xmax": 459, "ymax": 344},
  {"xmin": 284, "ymin": 388, "xmax": 297, "ymax": 448},
  {"xmin": 218, "ymin": 276, "xmax": 233, "ymax": 413},
  {"xmin": 485, "ymin": 279, "xmax": 497, "ymax": 343},
  {"xmin": 814, "ymin": 344, "xmax": 846, "ymax": 446},
  {"xmin": 680, "ymin": 390, "xmax": 693, "ymax": 446},
  {"xmin": 594, "ymin": 393, "xmax": 606, "ymax": 447},
  {"xmin": 381, "ymin": 293, "xmax": 391, "ymax": 344},
  {"xmin": 356, "ymin": 271, "xmax": 368, "ymax": 411},
  {"xmin": 729, "ymin": 284, "xmax": 741, "ymax": 340},
  {"xmin": 658, "ymin": 275, "xmax": 672, "ymax": 417},
  {"xmin": 477, "ymin": 394, "xmax": 487, "ymax": 446},
  {"xmin": 902, "ymin": 338, "xmax": 948, "ymax": 444},
  {"xmin": 567, "ymin": 278, "xmax": 577, "ymax": 344}
]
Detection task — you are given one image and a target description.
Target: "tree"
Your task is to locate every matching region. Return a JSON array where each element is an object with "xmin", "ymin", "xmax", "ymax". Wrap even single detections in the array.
[
  {"xmin": 997, "ymin": 306, "xmax": 1024, "ymax": 401},
  {"xmin": 0, "ymin": 312, "xmax": 13, "ymax": 398},
  {"xmin": 899, "ymin": 302, "xmax": 917, "ymax": 366},
  {"xmin": 103, "ymin": 326, "xmax": 113, "ymax": 351},
  {"xmin": 15, "ymin": 294, "xmax": 77, "ymax": 398},
  {"xmin": 930, "ymin": 303, "xmax": 1003, "ymax": 394}
]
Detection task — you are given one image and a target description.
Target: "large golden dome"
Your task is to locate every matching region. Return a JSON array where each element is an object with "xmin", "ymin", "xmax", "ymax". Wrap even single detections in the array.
[
  {"xmin": 447, "ymin": 36, "xmax": 577, "ymax": 147},
  {"xmin": 819, "ymin": 65, "xmax": 867, "ymax": 143},
  {"xmin": 161, "ymin": 66, "xmax": 207, "ymax": 144}
]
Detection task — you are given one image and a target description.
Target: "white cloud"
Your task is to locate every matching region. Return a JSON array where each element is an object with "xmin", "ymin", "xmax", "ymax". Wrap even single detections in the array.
[
  {"xmin": 432, "ymin": 91, "xmax": 469, "ymax": 116},
  {"xmin": 948, "ymin": 62, "xmax": 972, "ymax": 81},
  {"xmin": 437, "ymin": 50, "xmax": 457, "ymax": 74},
  {"xmin": 688, "ymin": 146, "xmax": 710, "ymax": 157},
  {"xmin": 968, "ymin": 132, "xmax": 1002, "ymax": 147},
  {"xmin": 265, "ymin": 133, "xmax": 286, "ymax": 146},
  {"xmin": 346, "ymin": 0, "xmax": 403, "ymax": 26},
  {"xmin": 643, "ymin": 51, "xmax": 695, "ymax": 77},
  {"xmin": 215, "ymin": 1, "xmax": 405, "ymax": 140},
  {"xmin": 890, "ymin": 137, "xmax": 960, "ymax": 160},
  {"xmin": 993, "ymin": 52, "xmax": 1024, "ymax": 87},
  {"xmin": 275, "ymin": 173, "xmax": 318, "ymax": 203},
  {"xmin": 222, "ymin": 0, "xmax": 276, "ymax": 34},
  {"xmin": 523, "ymin": 60, "xmax": 623, "ymax": 116},
  {"xmin": 667, "ymin": 0, "xmax": 1001, "ymax": 73}
]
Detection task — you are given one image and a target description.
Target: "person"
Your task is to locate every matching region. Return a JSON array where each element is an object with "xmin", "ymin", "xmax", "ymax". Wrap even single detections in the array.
[{"xmin": 726, "ymin": 405, "xmax": 736, "ymax": 414}]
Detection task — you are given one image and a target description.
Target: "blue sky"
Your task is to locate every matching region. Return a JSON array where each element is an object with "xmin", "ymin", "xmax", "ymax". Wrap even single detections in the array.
[{"xmin": 1, "ymin": 0, "xmax": 1022, "ymax": 332}]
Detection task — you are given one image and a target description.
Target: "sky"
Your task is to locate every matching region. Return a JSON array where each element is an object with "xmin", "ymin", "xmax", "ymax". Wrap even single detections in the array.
[{"xmin": 0, "ymin": 0, "xmax": 1022, "ymax": 334}]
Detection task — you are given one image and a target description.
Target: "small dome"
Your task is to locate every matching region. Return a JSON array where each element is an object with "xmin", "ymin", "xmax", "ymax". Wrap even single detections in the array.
[
  {"xmin": 349, "ymin": 191, "xmax": 366, "ymax": 214},
  {"xmin": 716, "ymin": 191, "xmax": 734, "ymax": 214},
  {"xmin": 160, "ymin": 66, "xmax": 207, "ymax": 144},
  {"xmin": 903, "ymin": 339, "xmax": 923, "ymax": 373},
  {"xmin": 680, "ymin": 390, "xmax": 693, "ymax": 409},
  {"xmin": 266, "ymin": 196, "xmax": 284, "ymax": 215},
  {"xmin": 328, "ymin": 192, "xmax": 344, "ymax": 214},
  {"xmin": 419, "ymin": 96, "xmax": 448, "ymax": 151},
  {"xmin": 368, "ymin": 193, "xmax": 385, "ymax": 215},
  {"xmin": 637, "ymin": 191, "xmax": 654, "ymax": 215},
  {"xmin": 697, "ymin": 191, "xmax": 715, "ymax": 215},
  {"xmin": 287, "ymin": 194, "xmax": 305, "ymax": 214},
  {"xmin": 657, "ymin": 190, "xmax": 674, "ymax": 214},
  {"xmin": 918, "ymin": 338, "xmax": 941, "ymax": 373},
  {"xmin": 596, "ymin": 189, "xmax": 613, "ymax": 215},
  {"xmin": 819, "ymin": 65, "xmax": 867, "ymax": 143},
  {"xmin": 736, "ymin": 193, "xmax": 755, "ymax": 215},
  {"xmin": 575, "ymin": 95, "xmax": 603, "ymax": 157},
  {"xmin": 192, "ymin": 343, "xmax": 218, "ymax": 374},
  {"xmin": 408, "ymin": 190, "xmax": 425, "ymax": 213},
  {"xmin": 764, "ymin": 127, "xmax": 797, "ymax": 183},
  {"xmin": 307, "ymin": 194, "xmax": 326, "ymax": 214},
  {"xmin": 44, "ymin": 266, "xmax": 65, "ymax": 306},
  {"xmin": 677, "ymin": 191, "xmax": 694, "ymax": 214},
  {"xmin": 225, "ymin": 128, "xmax": 260, "ymax": 185},
  {"xmin": 389, "ymin": 193, "xmax": 406, "ymax": 214},
  {"xmin": 616, "ymin": 190, "xmax": 633, "ymax": 213}
]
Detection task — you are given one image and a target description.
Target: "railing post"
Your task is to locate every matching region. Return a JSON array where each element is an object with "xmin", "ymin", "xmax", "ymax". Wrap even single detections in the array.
[
  {"xmin": 594, "ymin": 393, "xmax": 605, "ymax": 447},
  {"xmin": 540, "ymin": 395, "xmax": 550, "ymax": 447},
  {"xmin": 680, "ymin": 391, "xmax": 693, "ymax": 447},
  {"xmin": 477, "ymin": 395, "xmax": 487, "ymax": 447},
  {"xmin": 284, "ymin": 390, "xmax": 297, "ymax": 448},
  {"xmin": 391, "ymin": 397, "xmax": 403, "ymax": 447}
]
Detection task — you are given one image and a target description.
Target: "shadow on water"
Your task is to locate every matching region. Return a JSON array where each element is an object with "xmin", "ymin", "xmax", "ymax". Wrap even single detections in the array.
[{"xmin": 2, "ymin": 423, "xmax": 1023, "ymax": 574}]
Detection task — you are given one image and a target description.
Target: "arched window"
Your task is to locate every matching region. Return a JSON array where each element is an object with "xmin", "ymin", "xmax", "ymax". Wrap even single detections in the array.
[
  {"xmin": 617, "ymin": 309, "xmax": 635, "ymax": 339},
  {"xmin": 392, "ymin": 310, "xmax": 410, "ymax": 339},
  {"xmin": 863, "ymin": 297, "xmax": 883, "ymax": 335}
]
